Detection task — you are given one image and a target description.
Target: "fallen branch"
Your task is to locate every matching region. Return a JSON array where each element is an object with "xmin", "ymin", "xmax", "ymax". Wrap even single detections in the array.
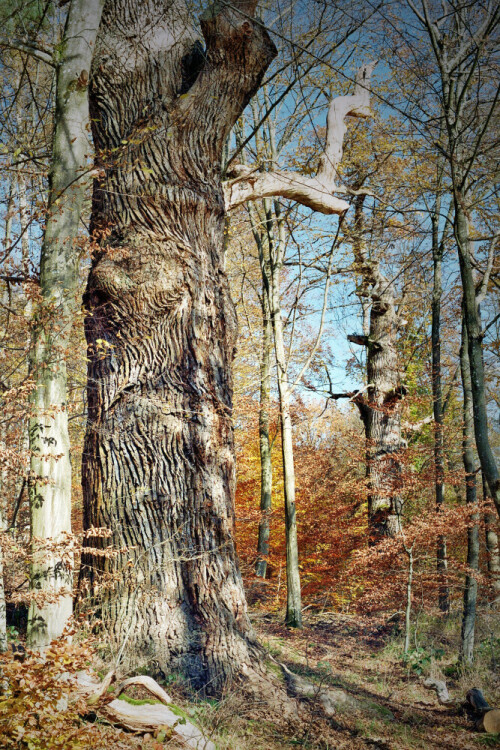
[
  {"xmin": 423, "ymin": 677, "xmax": 450, "ymax": 704},
  {"xmin": 75, "ymin": 671, "xmax": 215, "ymax": 749},
  {"xmin": 115, "ymin": 674, "xmax": 173, "ymax": 705},
  {"xmin": 274, "ymin": 657, "xmax": 392, "ymax": 721},
  {"xmin": 281, "ymin": 663, "xmax": 360, "ymax": 716}
]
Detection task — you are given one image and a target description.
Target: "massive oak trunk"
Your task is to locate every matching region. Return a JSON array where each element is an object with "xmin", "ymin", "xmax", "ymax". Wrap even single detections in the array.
[{"xmin": 80, "ymin": 0, "xmax": 276, "ymax": 692}]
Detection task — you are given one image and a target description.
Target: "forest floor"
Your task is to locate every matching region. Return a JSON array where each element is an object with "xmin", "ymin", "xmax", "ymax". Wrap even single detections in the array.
[{"xmin": 83, "ymin": 606, "xmax": 499, "ymax": 750}]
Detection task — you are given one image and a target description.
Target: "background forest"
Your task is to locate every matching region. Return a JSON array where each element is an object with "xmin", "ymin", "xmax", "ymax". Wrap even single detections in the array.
[{"xmin": 0, "ymin": 0, "xmax": 499, "ymax": 748}]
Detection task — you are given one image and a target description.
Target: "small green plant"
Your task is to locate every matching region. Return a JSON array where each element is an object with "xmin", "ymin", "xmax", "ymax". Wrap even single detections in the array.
[
  {"xmin": 475, "ymin": 734, "xmax": 500, "ymax": 747},
  {"xmin": 403, "ymin": 646, "xmax": 445, "ymax": 676}
]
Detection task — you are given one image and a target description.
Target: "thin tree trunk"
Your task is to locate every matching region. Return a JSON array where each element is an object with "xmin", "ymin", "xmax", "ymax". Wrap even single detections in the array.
[
  {"xmin": 256, "ymin": 286, "xmax": 273, "ymax": 578},
  {"xmin": 484, "ymin": 476, "xmax": 500, "ymax": 607},
  {"xmin": 485, "ymin": 512, "xmax": 500, "ymax": 607},
  {"xmin": 0, "ymin": 520, "xmax": 6, "ymax": 653},
  {"xmin": 80, "ymin": 0, "xmax": 276, "ymax": 692},
  {"xmin": 256, "ymin": 98, "xmax": 302, "ymax": 618},
  {"xmin": 460, "ymin": 318, "xmax": 479, "ymax": 664},
  {"xmin": 235, "ymin": 122, "xmax": 273, "ymax": 580},
  {"xmin": 266, "ymin": 210, "xmax": 302, "ymax": 628},
  {"xmin": 404, "ymin": 543, "xmax": 414, "ymax": 655},
  {"xmin": 27, "ymin": 0, "xmax": 104, "ymax": 649},
  {"xmin": 0, "ymin": 183, "xmax": 14, "ymax": 654},
  {"xmin": 407, "ymin": 0, "xmax": 499, "ymax": 518},
  {"xmin": 16, "ymin": 161, "xmax": 30, "ymax": 277},
  {"xmin": 455, "ymin": 197, "xmax": 500, "ymax": 517},
  {"xmin": 431, "ymin": 223, "xmax": 449, "ymax": 613},
  {"xmin": 244, "ymin": 182, "xmax": 302, "ymax": 619}
]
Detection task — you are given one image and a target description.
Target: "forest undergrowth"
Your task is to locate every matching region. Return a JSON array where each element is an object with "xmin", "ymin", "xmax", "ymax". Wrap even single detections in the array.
[{"xmin": 2, "ymin": 603, "xmax": 498, "ymax": 750}]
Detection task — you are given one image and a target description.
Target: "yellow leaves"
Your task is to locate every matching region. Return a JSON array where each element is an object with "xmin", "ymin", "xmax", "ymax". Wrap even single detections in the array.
[
  {"xmin": 95, "ymin": 338, "xmax": 114, "ymax": 349},
  {"xmin": 0, "ymin": 640, "xmax": 97, "ymax": 750}
]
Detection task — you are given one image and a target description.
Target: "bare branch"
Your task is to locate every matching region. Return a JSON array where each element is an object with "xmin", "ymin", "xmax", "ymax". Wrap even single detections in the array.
[
  {"xmin": 0, "ymin": 39, "xmax": 55, "ymax": 67},
  {"xmin": 224, "ymin": 62, "xmax": 377, "ymax": 215},
  {"xmin": 476, "ymin": 231, "xmax": 499, "ymax": 306}
]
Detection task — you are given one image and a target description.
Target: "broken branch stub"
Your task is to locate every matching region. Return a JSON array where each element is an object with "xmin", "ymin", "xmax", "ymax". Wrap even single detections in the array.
[{"xmin": 224, "ymin": 62, "xmax": 377, "ymax": 215}]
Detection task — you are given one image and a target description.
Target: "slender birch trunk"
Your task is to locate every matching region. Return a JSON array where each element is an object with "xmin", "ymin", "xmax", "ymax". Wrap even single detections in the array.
[
  {"xmin": 460, "ymin": 318, "xmax": 479, "ymax": 664},
  {"xmin": 27, "ymin": 0, "xmax": 104, "ymax": 649}
]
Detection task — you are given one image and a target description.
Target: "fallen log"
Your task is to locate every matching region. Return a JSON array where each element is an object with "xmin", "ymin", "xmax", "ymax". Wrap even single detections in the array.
[
  {"xmin": 75, "ymin": 671, "xmax": 215, "ymax": 749},
  {"xmin": 100, "ymin": 700, "xmax": 214, "ymax": 747},
  {"xmin": 466, "ymin": 688, "xmax": 500, "ymax": 733}
]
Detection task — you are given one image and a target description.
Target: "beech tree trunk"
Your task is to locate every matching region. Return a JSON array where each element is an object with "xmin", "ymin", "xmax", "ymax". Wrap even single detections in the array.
[
  {"xmin": 460, "ymin": 318, "xmax": 479, "ymax": 664},
  {"xmin": 409, "ymin": 1, "xmax": 500, "ymax": 518},
  {"xmin": 484, "ymin": 501, "xmax": 500, "ymax": 607},
  {"xmin": 431, "ymin": 212, "xmax": 449, "ymax": 613},
  {"xmin": 349, "ymin": 197, "xmax": 405, "ymax": 541},
  {"xmin": 80, "ymin": 0, "xmax": 276, "ymax": 692},
  {"xmin": 27, "ymin": 0, "xmax": 104, "ymax": 649},
  {"xmin": 256, "ymin": 286, "xmax": 273, "ymax": 578},
  {"xmin": 455, "ymin": 205, "xmax": 500, "ymax": 517},
  {"xmin": 266, "ymin": 202, "xmax": 302, "ymax": 628},
  {"xmin": 241, "ymin": 99, "xmax": 303, "ymax": 618}
]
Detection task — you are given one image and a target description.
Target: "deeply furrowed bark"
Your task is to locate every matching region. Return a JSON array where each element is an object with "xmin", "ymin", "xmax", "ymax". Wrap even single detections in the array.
[{"xmin": 80, "ymin": 0, "xmax": 276, "ymax": 692}]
